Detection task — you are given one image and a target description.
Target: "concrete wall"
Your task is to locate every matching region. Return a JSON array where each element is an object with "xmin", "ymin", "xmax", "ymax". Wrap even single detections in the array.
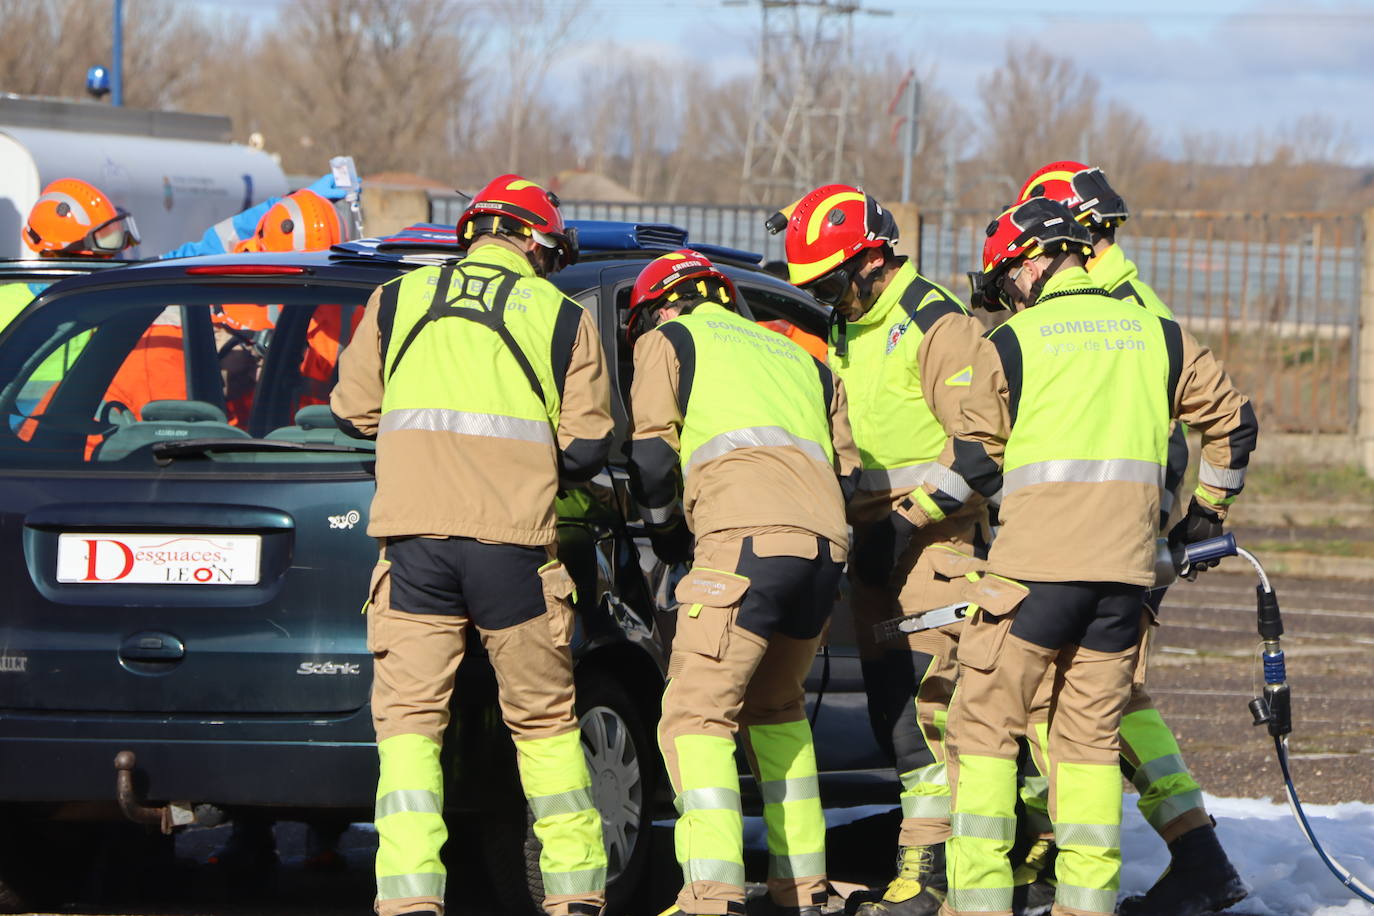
[{"xmin": 361, "ymin": 185, "xmax": 430, "ymax": 239}]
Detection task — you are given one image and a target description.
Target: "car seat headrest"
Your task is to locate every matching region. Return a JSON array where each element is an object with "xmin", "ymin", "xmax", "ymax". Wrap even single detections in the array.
[
  {"xmin": 140, "ymin": 400, "xmax": 227, "ymax": 423},
  {"xmin": 294, "ymin": 404, "xmax": 335, "ymax": 430}
]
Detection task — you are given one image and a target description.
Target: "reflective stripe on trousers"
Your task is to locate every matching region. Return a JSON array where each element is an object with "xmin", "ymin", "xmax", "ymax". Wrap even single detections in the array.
[
  {"xmin": 1120, "ymin": 708, "xmax": 1205, "ymax": 832},
  {"xmin": 687, "ymin": 426, "xmax": 829, "ymax": 472},
  {"xmin": 673, "ymin": 733, "xmax": 747, "ymax": 891},
  {"xmin": 900, "ymin": 761, "xmax": 950, "ymax": 820},
  {"xmin": 750, "ymin": 719, "xmax": 826, "ymax": 881},
  {"xmin": 1002, "ymin": 458, "xmax": 1163, "ymax": 496},
  {"xmin": 379, "ymin": 406, "xmax": 554, "ymax": 446},
  {"xmin": 1052, "ymin": 760, "xmax": 1123, "ymax": 916},
  {"xmin": 375, "ymin": 733, "xmax": 447, "ymax": 904},
  {"xmin": 946, "ymin": 754, "xmax": 1017, "ymax": 913},
  {"xmin": 516, "ymin": 728, "xmax": 608, "ymax": 897}
]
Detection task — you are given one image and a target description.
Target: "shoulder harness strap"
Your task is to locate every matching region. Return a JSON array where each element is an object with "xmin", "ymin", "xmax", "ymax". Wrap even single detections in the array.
[{"xmin": 385, "ymin": 264, "xmax": 547, "ymax": 408}]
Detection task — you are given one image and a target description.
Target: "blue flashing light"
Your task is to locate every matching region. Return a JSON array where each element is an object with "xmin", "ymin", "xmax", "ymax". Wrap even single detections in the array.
[
  {"xmin": 690, "ymin": 242, "xmax": 763, "ymax": 266},
  {"xmin": 85, "ymin": 65, "xmax": 111, "ymax": 99},
  {"xmin": 567, "ymin": 221, "xmax": 687, "ymax": 252}
]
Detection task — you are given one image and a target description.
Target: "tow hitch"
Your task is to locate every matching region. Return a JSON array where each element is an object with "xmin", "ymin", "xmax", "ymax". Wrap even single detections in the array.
[{"xmin": 113, "ymin": 751, "xmax": 197, "ymax": 834}]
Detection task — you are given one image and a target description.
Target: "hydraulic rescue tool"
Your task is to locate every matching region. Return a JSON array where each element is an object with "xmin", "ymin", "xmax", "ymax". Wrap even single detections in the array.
[
  {"xmin": 330, "ymin": 155, "xmax": 365, "ymax": 239},
  {"xmin": 1181, "ymin": 533, "xmax": 1374, "ymax": 906},
  {"xmin": 872, "ymin": 534, "xmax": 1374, "ymax": 905}
]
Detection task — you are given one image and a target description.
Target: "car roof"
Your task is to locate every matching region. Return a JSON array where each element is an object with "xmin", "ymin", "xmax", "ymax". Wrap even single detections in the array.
[
  {"xmin": 22, "ymin": 221, "xmax": 812, "ymax": 304},
  {"xmin": 0, "ymin": 257, "xmax": 136, "ymax": 282}
]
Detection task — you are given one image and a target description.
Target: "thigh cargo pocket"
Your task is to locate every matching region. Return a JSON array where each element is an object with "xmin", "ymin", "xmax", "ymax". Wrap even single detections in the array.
[
  {"xmin": 672, "ymin": 566, "xmax": 750, "ymax": 661},
  {"xmin": 364, "ymin": 560, "xmax": 392, "ymax": 654},
  {"xmin": 957, "ymin": 573, "xmax": 1028, "ymax": 672},
  {"xmin": 926, "ymin": 545, "xmax": 985, "ymax": 581},
  {"xmin": 538, "ymin": 560, "xmax": 577, "ymax": 649}
]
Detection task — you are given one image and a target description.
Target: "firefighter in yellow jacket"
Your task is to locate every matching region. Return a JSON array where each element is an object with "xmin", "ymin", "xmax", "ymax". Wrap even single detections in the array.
[
  {"xmin": 769, "ymin": 185, "xmax": 988, "ymax": 916},
  {"xmin": 331, "ymin": 174, "xmax": 612, "ymax": 916},
  {"xmin": 1005, "ymin": 161, "xmax": 1248, "ymax": 916},
  {"xmin": 624, "ymin": 250, "xmax": 860, "ymax": 916},
  {"xmin": 892, "ymin": 198, "xmax": 1257, "ymax": 916}
]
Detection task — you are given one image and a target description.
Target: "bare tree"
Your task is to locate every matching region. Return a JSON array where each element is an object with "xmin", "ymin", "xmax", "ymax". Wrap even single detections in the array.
[
  {"xmin": 476, "ymin": 0, "xmax": 582, "ymax": 177},
  {"xmin": 250, "ymin": 0, "xmax": 481, "ymax": 176}
]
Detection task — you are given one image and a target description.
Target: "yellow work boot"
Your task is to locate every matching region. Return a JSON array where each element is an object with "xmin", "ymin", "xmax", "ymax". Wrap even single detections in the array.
[
  {"xmin": 1011, "ymin": 837, "xmax": 1057, "ymax": 916},
  {"xmin": 853, "ymin": 843, "xmax": 944, "ymax": 916}
]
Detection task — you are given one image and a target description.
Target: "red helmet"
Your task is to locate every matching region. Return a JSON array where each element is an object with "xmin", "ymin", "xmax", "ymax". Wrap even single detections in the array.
[
  {"xmin": 454, "ymin": 173, "xmax": 578, "ymax": 269},
  {"xmin": 971, "ymin": 198, "xmax": 1093, "ymax": 310},
  {"xmin": 23, "ymin": 178, "xmax": 139, "ymax": 258},
  {"xmin": 1017, "ymin": 160, "xmax": 1128, "ymax": 232},
  {"xmin": 626, "ymin": 249, "xmax": 737, "ymax": 345},
  {"xmin": 772, "ymin": 184, "xmax": 898, "ymax": 288}
]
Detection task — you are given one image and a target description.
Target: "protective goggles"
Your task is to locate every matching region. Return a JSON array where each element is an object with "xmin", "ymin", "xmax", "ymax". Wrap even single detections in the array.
[
  {"xmin": 966, "ymin": 261, "xmax": 1021, "ymax": 312},
  {"xmin": 531, "ymin": 225, "xmax": 579, "ymax": 268},
  {"xmin": 800, "ymin": 257, "xmax": 859, "ymax": 307},
  {"xmin": 61, "ymin": 210, "xmax": 140, "ymax": 255}
]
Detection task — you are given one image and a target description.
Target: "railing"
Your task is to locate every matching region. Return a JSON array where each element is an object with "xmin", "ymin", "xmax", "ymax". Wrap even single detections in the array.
[
  {"xmin": 430, "ymin": 194, "xmax": 786, "ymax": 264},
  {"xmin": 429, "ymin": 193, "xmax": 1362, "ymax": 435},
  {"xmin": 919, "ymin": 210, "xmax": 1362, "ymax": 435}
]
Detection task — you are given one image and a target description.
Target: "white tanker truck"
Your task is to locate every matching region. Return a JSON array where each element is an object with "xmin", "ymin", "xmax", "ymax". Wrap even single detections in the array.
[{"xmin": 0, "ymin": 96, "xmax": 287, "ymax": 259}]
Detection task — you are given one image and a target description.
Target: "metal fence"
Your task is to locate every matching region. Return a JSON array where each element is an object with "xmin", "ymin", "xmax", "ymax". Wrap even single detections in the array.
[
  {"xmin": 920, "ymin": 210, "xmax": 1364, "ymax": 435},
  {"xmin": 431, "ymin": 195, "xmax": 788, "ymax": 263},
  {"xmin": 429, "ymin": 193, "xmax": 1363, "ymax": 435}
]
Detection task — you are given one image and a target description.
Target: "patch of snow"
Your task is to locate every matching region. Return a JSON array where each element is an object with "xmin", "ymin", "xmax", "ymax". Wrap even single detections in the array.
[{"xmin": 1122, "ymin": 793, "xmax": 1374, "ymax": 915}]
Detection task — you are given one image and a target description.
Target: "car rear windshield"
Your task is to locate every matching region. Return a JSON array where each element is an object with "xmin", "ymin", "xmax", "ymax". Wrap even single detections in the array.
[{"xmin": 0, "ymin": 281, "xmax": 377, "ymax": 470}]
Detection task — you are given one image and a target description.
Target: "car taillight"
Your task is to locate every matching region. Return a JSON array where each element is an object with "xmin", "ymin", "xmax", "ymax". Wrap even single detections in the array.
[{"xmin": 185, "ymin": 265, "xmax": 311, "ymax": 276}]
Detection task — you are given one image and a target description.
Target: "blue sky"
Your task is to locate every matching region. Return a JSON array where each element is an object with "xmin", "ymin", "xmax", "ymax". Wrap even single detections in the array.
[{"xmin": 191, "ymin": 0, "xmax": 1374, "ymax": 164}]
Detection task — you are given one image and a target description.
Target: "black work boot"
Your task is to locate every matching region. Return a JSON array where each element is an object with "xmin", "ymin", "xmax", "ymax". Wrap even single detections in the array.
[
  {"xmin": 1010, "ymin": 837, "xmax": 1056, "ymax": 916},
  {"xmin": 1118, "ymin": 821, "xmax": 1248, "ymax": 916},
  {"xmin": 853, "ymin": 844, "xmax": 945, "ymax": 916}
]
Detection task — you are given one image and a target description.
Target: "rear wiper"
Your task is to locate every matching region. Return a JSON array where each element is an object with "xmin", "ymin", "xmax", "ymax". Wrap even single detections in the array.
[{"xmin": 152, "ymin": 437, "xmax": 375, "ymax": 463}]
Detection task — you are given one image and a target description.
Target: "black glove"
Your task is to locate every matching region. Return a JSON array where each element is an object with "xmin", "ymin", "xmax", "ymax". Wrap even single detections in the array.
[
  {"xmin": 647, "ymin": 516, "xmax": 693, "ymax": 566},
  {"xmin": 1168, "ymin": 497, "xmax": 1224, "ymax": 579},
  {"xmin": 851, "ymin": 511, "xmax": 917, "ymax": 587}
]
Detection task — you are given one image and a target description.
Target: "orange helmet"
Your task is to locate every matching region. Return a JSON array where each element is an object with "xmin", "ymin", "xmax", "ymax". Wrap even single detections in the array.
[
  {"xmin": 626, "ymin": 249, "xmax": 737, "ymax": 345},
  {"xmin": 23, "ymin": 178, "xmax": 139, "ymax": 258},
  {"xmin": 770, "ymin": 184, "xmax": 899, "ymax": 292},
  {"xmin": 455, "ymin": 174, "xmax": 578, "ymax": 270},
  {"xmin": 1017, "ymin": 160, "xmax": 1129, "ymax": 232},
  {"xmin": 235, "ymin": 190, "xmax": 344, "ymax": 253}
]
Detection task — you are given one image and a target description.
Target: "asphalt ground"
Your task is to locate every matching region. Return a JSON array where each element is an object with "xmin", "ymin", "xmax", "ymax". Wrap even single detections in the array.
[{"xmin": 19, "ymin": 569, "xmax": 1373, "ymax": 915}]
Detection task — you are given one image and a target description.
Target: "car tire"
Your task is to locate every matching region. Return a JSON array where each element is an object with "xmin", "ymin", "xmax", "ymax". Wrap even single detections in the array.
[{"xmin": 482, "ymin": 668, "xmax": 657, "ymax": 916}]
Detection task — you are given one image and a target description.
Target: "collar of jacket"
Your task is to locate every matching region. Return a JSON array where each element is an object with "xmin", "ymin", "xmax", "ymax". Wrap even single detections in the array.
[
  {"xmin": 461, "ymin": 242, "xmax": 536, "ymax": 277},
  {"xmin": 1084, "ymin": 243, "xmax": 1135, "ymax": 292},
  {"xmin": 1034, "ymin": 264, "xmax": 1097, "ymax": 303},
  {"xmin": 850, "ymin": 259, "xmax": 917, "ymax": 328},
  {"xmin": 688, "ymin": 302, "xmax": 731, "ymax": 319}
]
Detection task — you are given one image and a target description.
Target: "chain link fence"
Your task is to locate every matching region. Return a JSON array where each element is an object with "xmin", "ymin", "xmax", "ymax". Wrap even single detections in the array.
[{"xmin": 430, "ymin": 195, "xmax": 787, "ymax": 264}]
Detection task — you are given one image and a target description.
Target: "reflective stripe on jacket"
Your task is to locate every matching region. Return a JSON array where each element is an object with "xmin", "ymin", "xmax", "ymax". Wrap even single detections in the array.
[
  {"xmin": 905, "ymin": 265, "xmax": 1257, "ymax": 585},
  {"xmin": 827, "ymin": 260, "xmax": 982, "ymax": 502},
  {"xmin": 628, "ymin": 302, "xmax": 857, "ymax": 546},
  {"xmin": 331, "ymin": 242, "xmax": 613, "ymax": 545}
]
